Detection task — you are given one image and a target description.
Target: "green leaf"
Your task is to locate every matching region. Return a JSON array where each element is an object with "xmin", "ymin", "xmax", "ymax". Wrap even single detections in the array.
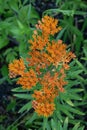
[
  {"xmin": 26, "ymin": 112, "xmax": 37, "ymax": 125},
  {"xmin": 69, "ymin": 89, "xmax": 84, "ymax": 93},
  {"xmin": 43, "ymin": 9, "xmax": 87, "ymax": 16},
  {"xmin": 78, "ymin": 126, "xmax": 85, "ymax": 130},
  {"xmin": 58, "ymin": 121, "xmax": 63, "ymax": 130},
  {"xmin": 56, "ymin": 27, "xmax": 67, "ymax": 40},
  {"xmin": 59, "ymin": 89, "xmax": 82, "ymax": 104},
  {"xmin": 64, "ymin": 105, "xmax": 85, "ymax": 115},
  {"xmin": 41, "ymin": 118, "xmax": 51, "ymax": 130},
  {"xmin": 57, "ymin": 104, "xmax": 74, "ymax": 119},
  {"xmin": 75, "ymin": 59, "xmax": 87, "ymax": 72},
  {"xmin": 81, "ymin": 18, "xmax": 87, "ymax": 32},
  {"xmin": 19, "ymin": 4, "xmax": 39, "ymax": 23},
  {"xmin": 75, "ymin": 102, "xmax": 87, "ymax": 107},
  {"xmin": 12, "ymin": 87, "xmax": 28, "ymax": 92},
  {"xmin": 63, "ymin": 117, "xmax": 68, "ymax": 130},
  {"xmin": 10, "ymin": 26, "xmax": 21, "ymax": 36},
  {"xmin": 46, "ymin": 121, "xmax": 51, "ymax": 130},
  {"xmin": 65, "ymin": 80, "xmax": 80, "ymax": 89},
  {"xmin": 17, "ymin": 20, "xmax": 24, "ymax": 29},
  {"xmin": 68, "ymin": 93, "xmax": 82, "ymax": 100},
  {"xmin": 6, "ymin": 52, "xmax": 17, "ymax": 62},
  {"xmin": 1, "ymin": 65, "xmax": 8, "ymax": 77},
  {"xmin": 28, "ymin": 4, "xmax": 40, "ymax": 19},
  {"xmin": 66, "ymin": 100, "xmax": 74, "ymax": 106},
  {"xmin": 51, "ymin": 119, "xmax": 58, "ymax": 130},
  {"xmin": 18, "ymin": 101, "xmax": 32, "ymax": 113},
  {"xmin": 67, "ymin": 70, "xmax": 83, "ymax": 77},
  {"xmin": 0, "ymin": 21, "xmax": 11, "ymax": 31},
  {"xmin": 72, "ymin": 122, "xmax": 80, "ymax": 130},
  {"xmin": 27, "ymin": 4, "xmax": 31, "ymax": 20},
  {"xmin": 14, "ymin": 93, "xmax": 32, "ymax": 99},
  {"xmin": 0, "ymin": 36, "xmax": 9, "ymax": 49},
  {"xmin": 83, "ymin": 44, "xmax": 87, "ymax": 57},
  {"xmin": 3, "ymin": 48, "xmax": 13, "ymax": 56},
  {"xmin": 55, "ymin": 111, "xmax": 63, "ymax": 122},
  {"xmin": 22, "ymin": 0, "xmax": 29, "ymax": 5},
  {"xmin": 43, "ymin": 117, "xmax": 48, "ymax": 130},
  {"xmin": 9, "ymin": 0, "xmax": 19, "ymax": 13},
  {"xmin": 19, "ymin": 41, "xmax": 28, "ymax": 54}
]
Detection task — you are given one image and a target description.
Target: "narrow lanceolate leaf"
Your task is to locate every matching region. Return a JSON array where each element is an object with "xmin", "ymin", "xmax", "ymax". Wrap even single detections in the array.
[
  {"xmin": 51, "ymin": 119, "xmax": 58, "ymax": 130},
  {"xmin": 18, "ymin": 101, "xmax": 32, "ymax": 113},
  {"xmin": 78, "ymin": 126, "xmax": 85, "ymax": 130},
  {"xmin": 12, "ymin": 87, "xmax": 28, "ymax": 92},
  {"xmin": 43, "ymin": 117, "xmax": 48, "ymax": 130},
  {"xmin": 42, "ymin": 119, "xmax": 51, "ymax": 130},
  {"xmin": 72, "ymin": 122, "xmax": 80, "ymax": 130},
  {"xmin": 17, "ymin": 20, "xmax": 24, "ymax": 29},
  {"xmin": 68, "ymin": 70, "xmax": 83, "ymax": 77},
  {"xmin": 14, "ymin": 94, "xmax": 32, "ymax": 99},
  {"xmin": 66, "ymin": 100, "xmax": 74, "ymax": 106},
  {"xmin": 57, "ymin": 104, "xmax": 74, "ymax": 119},
  {"xmin": 58, "ymin": 121, "xmax": 63, "ymax": 130},
  {"xmin": 69, "ymin": 89, "xmax": 84, "ymax": 93},
  {"xmin": 63, "ymin": 117, "xmax": 68, "ymax": 130},
  {"xmin": 64, "ymin": 105, "xmax": 85, "ymax": 115},
  {"xmin": 67, "ymin": 93, "xmax": 82, "ymax": 100},
  {"xmin": 43, "ymin": 9, "xmax": 87, "ymax": 16},
  {"xmin": 55, "ymin": 111, "xmax": 63, "ymax": 122},
  {"xmin": 25, "ymin": 112, "xmax": 37, "ymax": 125},
  {"xmin": 56, "ymin": 27, "xmax": 67, "ymax": 40},
  {"xmin": 46, "ymin": 121, "xmax": 51, "ymax": 130}
]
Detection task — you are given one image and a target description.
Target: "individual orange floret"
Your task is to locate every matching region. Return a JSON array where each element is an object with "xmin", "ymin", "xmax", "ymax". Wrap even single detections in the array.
[
  {"xmin": 17, "ymin": 69, "xmax": 38, "ymax": 90},
  {"xmin": 36, "ymin": 15, "xmax": 62, "ymax": 36},
  {"xmin": 32, "ymin": 101, "xmax": 55, "ymax": 117},
  {"xmin": 8, "ymin": 58, "xmax": 25, "ymax": 78}
]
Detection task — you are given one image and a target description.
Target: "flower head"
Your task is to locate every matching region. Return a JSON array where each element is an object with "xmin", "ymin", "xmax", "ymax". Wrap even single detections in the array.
[
  {"xmin": 8, "ymin": 58, "xmax": 25, "ymax": 78},
  {"xmin": 36, "ymin": 15, "xmax": 62, "ymax": 36},
  {"xmin": 32, "ymin": 101, "xmax": 55, "ymax": 117},
  {"xmin": 17, "ymin": 69, "xmax": 38, "ymax": 90},
  {"xmin": 8, "ymin": 15, "xmax": 76, "ymax": 117}
]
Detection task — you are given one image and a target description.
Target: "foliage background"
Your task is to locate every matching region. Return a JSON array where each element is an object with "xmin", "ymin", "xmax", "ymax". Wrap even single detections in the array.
[{"xmin": 0, "ymin": 0, "xmax": 87, "ymax": 130}]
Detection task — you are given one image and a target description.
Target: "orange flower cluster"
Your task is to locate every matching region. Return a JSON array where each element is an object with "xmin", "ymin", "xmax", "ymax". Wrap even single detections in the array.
[
  {"xmin": 9, "ymin": 58, "xmax": 25, "ymax": 78},
  {"xmin": 32, "ymin": 70, "xmax": 67, "ymax": 117},
  {"xmin": 32, "ymin": 100, "xmax": 55, "ymax": 117},
  {"xmin": 9, "ymin": 15, "xmax": 76, "ymax": 117},
  {"xmin": 35, "ymin": 15, "xmax": 62, "ymax": 36},
  {"xmin": 29, "ymin": 35, "xmax": 48, "ymax": 50},
  {"xmin": 17, "ymin": 69, "xmax": 38, "ymax": 89},
  {"xmin": 9, "ymin": 59, "xmax": 38, "ymax": 89},
  {"xmin": 29, "ymin": 16, "xmax": 75, "ymax": 117}
]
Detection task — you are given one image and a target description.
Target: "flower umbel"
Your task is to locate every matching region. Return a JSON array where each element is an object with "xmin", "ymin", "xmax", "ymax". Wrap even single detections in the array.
[
  {"xmin": 8, "ymin": 58, "xmax": 25, "ymax": 78},
  {"xmin": 17, "ymin": 69, "xmax": 38, "ymax": 90},
  {"xmin": 8, "ymin": 16, "xmax": 76, "ymax": 117}
]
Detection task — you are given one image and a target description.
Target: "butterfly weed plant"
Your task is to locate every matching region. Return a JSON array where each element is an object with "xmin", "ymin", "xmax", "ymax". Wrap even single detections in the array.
[{"xmin": 8, "ymin": 16, "xmax": 85, "ymax": 129}]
